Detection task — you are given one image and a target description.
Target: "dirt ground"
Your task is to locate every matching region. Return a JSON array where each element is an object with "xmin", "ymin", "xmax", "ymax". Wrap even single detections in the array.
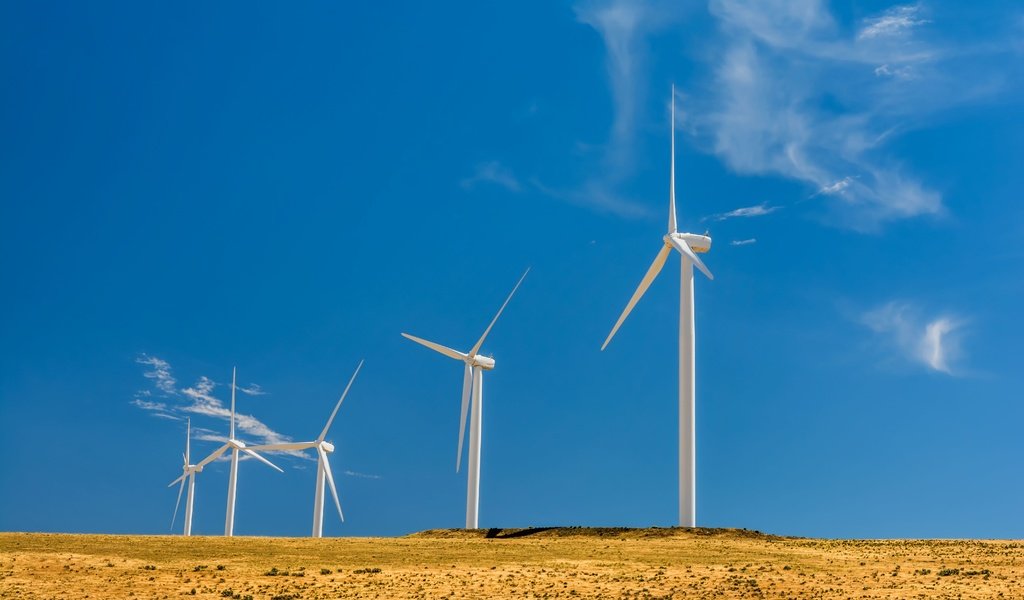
[{"xmin": 2, "ymin": 528, "xmax": 1023, "ymax": 599}]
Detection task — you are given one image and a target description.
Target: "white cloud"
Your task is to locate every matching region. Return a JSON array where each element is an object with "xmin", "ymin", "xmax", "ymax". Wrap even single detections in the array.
[
  {"xmin": 861, "ymin": 301, "xmax": 967, "ymax": 375},
  {"xmin": 132, "ymin": 355, "xmax": 307, "ymax": 459},
  {"xmin": 567, "ymin": 0, "xmax": 686, "ymax": 217},
  {"xmin": 136, "ymin": 354, "xmax": 176, "ymax": 395},
  {"xmin": 343, "ymin": 470, "xmax": 382, "ymax": 480},
  {"xmin": 858, "ymin": 4, "xmax": 929, "ymax": 40},
  {"xmin": 815, "ymin": 176, "xmax": 854, "ymax": 196},
  {"xmin": 704, "ymin": 202, "xmax": 779, "ymax": 221},
  {"xmin": 460, "ymin": 161, "xmax": 522, "ymax": 192},
  {"xmin": 695, "ymin": 1, "xmax": 951, "ymax": 230},
  {"xmin": 730, "ymin": 238, "xmax": 757, "ymax": 245}
]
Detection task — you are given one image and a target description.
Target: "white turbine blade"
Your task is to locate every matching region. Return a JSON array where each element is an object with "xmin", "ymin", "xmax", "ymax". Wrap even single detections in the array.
[
  {"xmin": 185, "ymin": 418, "xmax": 191, "ymax": 465},
  {"xmin": 318, "ymin": 446, "xmax": 344, "ymax": 523},
  {"xmin": 230, "ymin": 367, "xmax": 237, "ymax": 440},
  {"xmin": 168, "ymin": 473, "xmax": 186, "ymax": 488},
  {"xmin": 668, "ymin": 237, "xmax": 714, "ymax": 280},
  {"xmin": 170, "ymin": 477, "xmax": 186, "ymax": 530},
  {"xmin": 401, "ymin": 333, "xmax": 466, "ymax": 361},
  {"xmin": 469, "ymin": 267, "xmax": 530, "ymax": 357},
  {"xmin": 318, "ymin": 360, "xmax": 364, "ymax": 442},
  {"xmin": 602, "ymin": 245, "xmax": 672, "ymax": 351},
  {"xmin": 248, "ymin": 442, "xmax": 314, "ymax": 452},
  {"xmin": 242, "ymin": 448, "xmax": 284, "ymax": 473},
  {"xmin": 196, "ymin": 443, "xmax": 231, "ymax": 469},
  {"xmin": 456, "ymin": 364, "xmax": 472, "ymax": 473},
  {"xmin": 669, "ymin": 84, "xmax": 678, "ymax": 234}
]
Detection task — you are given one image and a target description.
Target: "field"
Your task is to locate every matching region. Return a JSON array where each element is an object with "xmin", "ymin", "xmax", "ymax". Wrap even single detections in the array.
[{"xmin": 2, "ymin": 528, "xmax": 1023, "ymax": 599}]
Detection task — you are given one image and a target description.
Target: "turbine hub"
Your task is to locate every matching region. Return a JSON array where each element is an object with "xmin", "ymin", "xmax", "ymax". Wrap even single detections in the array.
[
  {"xmin": 666, "ymin": 232, "xmax": 712, "ymax": 253},
  {"xmin": 468, "ymin": 355, "xmax": 495, "ymax": 370}
]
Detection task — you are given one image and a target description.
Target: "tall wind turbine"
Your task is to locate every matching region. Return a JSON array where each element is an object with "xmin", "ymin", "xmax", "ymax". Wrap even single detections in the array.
[
  {"xmin": 402, "ymin": 269, "xmax": 529, "ymax": 529},
  {"xmin": 168, "ymin": 418, "xmax": 202, "ymax": 536},
  {"xmin": 601, "ymin": 86, "xmax": 713, "ymax": 528},
  {"xmin": 250, "ymin": 360, "xmax": 364, "ymax": 537},
  {"xmin": 195, "ymin": 367, "xmax": 284, "ymax": 536}
]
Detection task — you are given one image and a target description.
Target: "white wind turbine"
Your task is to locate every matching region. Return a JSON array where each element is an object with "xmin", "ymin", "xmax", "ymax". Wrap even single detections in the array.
[
  {"xmin": 195, "ymin": 367, "xmax": 284, "ymax": 536},
  {"xmin": 250, "ymin": 360, "xmax": 364, "ymax": 537},
  {"xmin": 168, "ymin": 417, "xmax": 202, "ymax": 536},
  {"xmin": 601, "ymin": 86, "xmax": 713, "ymax": 528},
  {"xmin": 402, "ymin": 269, "xmax": 529, "ymax": 529}
]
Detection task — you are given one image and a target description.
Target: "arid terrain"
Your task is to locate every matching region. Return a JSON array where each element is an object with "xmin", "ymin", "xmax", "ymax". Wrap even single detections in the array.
[{"xmin": 2, "ymin": 528, "xmax": 1022, "ymax": 599}]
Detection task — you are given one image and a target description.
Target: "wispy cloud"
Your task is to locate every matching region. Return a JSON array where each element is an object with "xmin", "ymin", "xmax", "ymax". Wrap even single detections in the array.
[
  {"xmin": 861, "ymin": 301, "xmax": 968, "ymax": 374},
  {"xmin": 132, "ymin": 356, "xmax": 304, "ymax": 458},
  {"xmin": 703, "ymin": 202, "xmax": 779, "ymax": 221},
  {"xmin": 460, "ymin": 161, "xmax": 522, "ymax": 192},
  {"xmin": 730, "ymin": 238, "xmax": 757, "ymax": 246},
  {"xmin": 343, "ymin": 470, "xmax": 382, "ymax": 480},
  {"xmin": 566, "ymin": 0, "xmax": 687, "ymax": 217},
  {"xmin": 137, "ymin": 355, "xmax": 176, "ymax": 395},
  {"xmin": 858, "ymin": 4, "xmax": 930, "ymax": 40},
  {"xmin": 692, "ymin": 1, "xmax": 963, "ymax": 230}
]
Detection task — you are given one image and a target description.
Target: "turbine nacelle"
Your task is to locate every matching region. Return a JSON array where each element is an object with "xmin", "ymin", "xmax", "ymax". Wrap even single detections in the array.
[
  {"xmin": 667, "ymin": 232, "xmax": 711, "ymax": 253},
  {"xmin": 319, "ymin": 440, "xmax": 336, "ymax": 454},
  {"xmin": 468, "ymin": 355, "xmax": 495, "ymax": 370}
]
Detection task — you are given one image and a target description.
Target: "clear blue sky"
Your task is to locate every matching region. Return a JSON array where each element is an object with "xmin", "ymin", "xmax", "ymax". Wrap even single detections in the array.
[{"xmin": 1, "ymin": 1, "xmax": 1022, "ymax": 538}]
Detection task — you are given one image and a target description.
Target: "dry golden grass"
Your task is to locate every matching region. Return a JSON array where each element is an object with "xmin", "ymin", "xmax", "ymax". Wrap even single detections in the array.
[{"xmin": 2, "ymin": 528, "xmax": 1023, "ymax": 599}]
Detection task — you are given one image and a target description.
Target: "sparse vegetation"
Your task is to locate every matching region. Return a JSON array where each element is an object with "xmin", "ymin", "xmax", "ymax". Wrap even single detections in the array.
[{"xmin": 1, "ymin": 530, "xmax": 1021, "ymax": 599}]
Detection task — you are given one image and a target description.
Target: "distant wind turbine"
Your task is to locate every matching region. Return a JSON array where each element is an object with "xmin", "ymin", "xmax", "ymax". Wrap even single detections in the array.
[
  {"xmin": 601, "ymin": 86, "xmax": 713, "ymax": 527},
  {"xmin": 402, "ymin": 269, "xmax": 529, "ymax": 529},
  {"xmin": 168, "ymin": 417, "xmax": 202, "ymax": 536},
  {"xmin": 195, "ymin": 367, "xmax": 283, "ymax": 536},
  {"xmin": 250, "ymin": 360, "xmax": 364, "ymax": 537}
]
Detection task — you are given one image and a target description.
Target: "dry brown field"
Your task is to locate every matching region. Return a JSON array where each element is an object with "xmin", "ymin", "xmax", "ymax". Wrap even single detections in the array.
[{"xmin": 2, "ymin": 528, "xmax": 1022, "ymax": 599}]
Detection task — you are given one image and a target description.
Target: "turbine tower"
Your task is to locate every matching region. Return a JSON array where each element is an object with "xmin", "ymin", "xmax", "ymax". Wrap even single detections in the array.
[
  {"xmin": 402, "ymin": 269, "xmax": 529, "ymax": 529},
  {"xmin": 601, "ymin": 86, "xmax": 713, "ymax": 527},
  {"xmin": 168, "ymin": 418, "xmax": 202, "ymax": 536},
  {"xmin": 195, "ymin": 367, "xmax": 283, "ymax": 536},
  {"xmin": 251, "ymin": 360, "xmax": 364, "ymax": 537}
]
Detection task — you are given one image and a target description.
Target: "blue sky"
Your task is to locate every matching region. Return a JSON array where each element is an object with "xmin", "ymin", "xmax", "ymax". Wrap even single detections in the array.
[{"xmin": 1, "ymin": 1, "xmax": 1022, "ymax": 538}]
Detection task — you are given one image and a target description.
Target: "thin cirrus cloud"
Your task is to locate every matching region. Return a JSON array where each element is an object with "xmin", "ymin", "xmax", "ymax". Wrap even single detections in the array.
[
  {"xmin": 703, "ymin": 202, "xmax": 779, "ymax": 222},
  {"xmin": 730, "ymin": 238, "xmax": 757, "ymax": 246},
  {"xmin": 460, "ymin": 161, "xmax": 522, "ymax": 192},
  {"xmin": 577, "ymin": 0, "xmax": 1015, "ymax": 231},
  {"xmin": 860, "ymin": 301, "xmax": 967, "ymax": 375},
  {"xmin": 565, "ymin": 0, "xmax": 688, "ymax": 218},
  {"xmin": 133, "ymin": 355, "xmax": 305, "ymax": 459}
]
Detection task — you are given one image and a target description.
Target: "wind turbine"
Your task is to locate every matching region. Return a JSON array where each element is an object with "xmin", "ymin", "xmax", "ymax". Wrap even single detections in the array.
[
  {"xmin": 601, "ymin": 86, "xmax": 713, "ymax": 528},
  {"xmin": 168, "ymin": 417, "xmax": 202, "ymax": 536},
  {"xmin": 250, "ymin": 360, "xmax": 364, "ymax": 537},
  {"xmin": 402, "ymin": 269, "xmax": 529, "ymax": 529},
  {"xmin": 195, "ymin": 367, "xmax": 284, "ymax": 536}
]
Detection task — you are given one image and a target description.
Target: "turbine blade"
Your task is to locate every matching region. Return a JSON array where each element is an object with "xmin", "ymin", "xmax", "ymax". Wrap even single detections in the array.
[
  {"xmin": 195, "ymin": 443, "xmax": 231, "ymax": 469},
  {"xmin": 668, "ymin": 237, "xmax": 714, "ymax": 280},
  {"xmin": 401, "ymin": 333, "xmax": 466, "ymax": 361},
  {"xmin": 318, "ymin": 446, "xmax": 344, "ymax": 523},
  {"xmin": 469, "ymin": 268, "xmax": 530, "ymax": 357},
  {"xmin": 248, "ymin": 442, "xmax": 314, "ymax": 452},
  {"xmin": 242, "ymin": 448, "xmax": 284, "ymax": 473},
  {"xmin": 456, "ymin": 364, "xmax": 472, "ymax": 472},
  {"xmin": 602, "ymin": 245, "xmax": 672, "ymax": 351},
  {"xmin": 230, "ymin": 367, "xmax": 237, "ymax": 440},
  {"xmin": 185, "ymin": 418, "xmax": 191, "ymax": 465},
  {"xmin": 168, "ymin": 473, "xmax": 186, "ymax": 488},
  {"xmin": 669, "ymin": 84, "xmax": 678, "ymax": 234},
  {"xmin": 170, "ymin": 477, "xmax": 186, "ymax": 530},
  {"xmin": 318, "ymin": 360, "xmax": 364, "ymax": 442}
]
